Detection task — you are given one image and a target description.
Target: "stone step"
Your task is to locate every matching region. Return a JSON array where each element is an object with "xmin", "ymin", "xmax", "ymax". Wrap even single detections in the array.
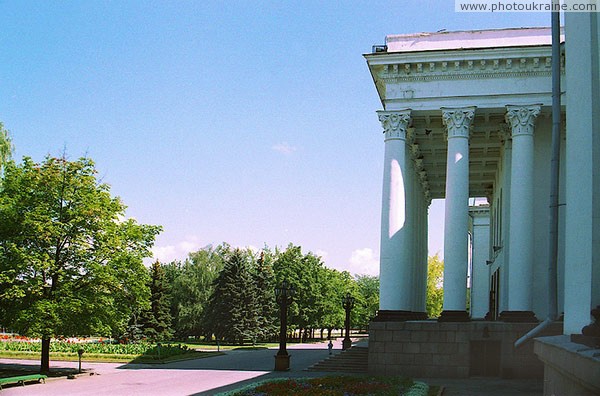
[{"xmin": 306, "ymin": 346, "xmax": 368, "ymax": 373}]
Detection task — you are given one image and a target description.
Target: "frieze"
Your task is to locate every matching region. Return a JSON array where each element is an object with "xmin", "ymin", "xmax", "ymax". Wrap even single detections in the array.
[{"xmin": 377, "ymin": 56, "xmax": 563, "ymax": 83}]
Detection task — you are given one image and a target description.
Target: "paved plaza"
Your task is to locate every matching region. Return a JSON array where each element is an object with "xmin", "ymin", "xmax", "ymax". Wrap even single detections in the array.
[{"xmin": 0, "ymin": 339, "xmax": 543, "ymax": 395}]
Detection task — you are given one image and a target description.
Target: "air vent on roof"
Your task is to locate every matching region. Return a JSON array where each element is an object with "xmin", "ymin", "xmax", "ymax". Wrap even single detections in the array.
[{"xmin": 372, "ymin": 45, "xmax": 387, "ymax": 53}]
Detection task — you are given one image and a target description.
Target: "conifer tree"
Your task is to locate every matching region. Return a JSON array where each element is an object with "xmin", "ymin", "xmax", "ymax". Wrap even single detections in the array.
[
  {"xmin": 139, "ymin": 261, "xmax": 173, "ymax": 341},
  {"xmin": 202, "ymin": 249, "xmax": 261, "ymax": 343},
  {"xmin": 252, "ymin": 250, "xmax": 278, "ymax": 341}
]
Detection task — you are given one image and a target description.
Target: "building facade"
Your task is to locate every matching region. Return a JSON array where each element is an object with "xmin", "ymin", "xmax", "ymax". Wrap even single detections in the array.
[{"xmin": 366, "ymin": 19, "xmax": 599, "ymax": 389}]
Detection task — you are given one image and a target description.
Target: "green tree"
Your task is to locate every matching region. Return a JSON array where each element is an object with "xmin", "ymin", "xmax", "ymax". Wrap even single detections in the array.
[
  {"xmin": 426, "ymin": 254, "xmax": 444, "ymax": 318},
  {"xmin": 164, "ymin": 244, "xmax": 226, "ymax": 338},
  {"xmin": 0, "ymin": 156, "xmax": 161, "ymax": 373},
  {"xmin": 202, "ymin": 249, "xmax": 261, "ymax": 343},
  {"xmin": 251, "ymin": 249, "xmax": 278, "ymax": 341},
  {"xmin": 139, "ymin": 261, "xmax": 173, "ymax": 342},
  {"xmin": 0, "ymin": 122, "xmax": 13, "ymax": 175},
  {"xmin": 354, "ymin": 275, "xmax": 379, "ymax": 329},
  {"xmin": 315, "ymin": 267, "xmax": 345, "ymax": 339}
]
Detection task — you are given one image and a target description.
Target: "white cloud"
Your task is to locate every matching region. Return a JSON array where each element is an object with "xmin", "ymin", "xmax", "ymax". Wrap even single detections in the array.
[
  {"xmin": 152, "ymin": 236, "xmax": 203, "ymax": 263},
  {"xmin": 347, "ymin": 248, "xmax": 379, "ymax": 276},
  {"xmin": 151, "ymin": 245, "xmax": 177, "ymax": 262},
  {"xmin": 272, "ymin": 142, "xmax": 297, "ymax": 155}
]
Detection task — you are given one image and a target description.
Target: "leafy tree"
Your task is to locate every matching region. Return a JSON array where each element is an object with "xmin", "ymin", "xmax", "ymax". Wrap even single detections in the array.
[
  {"xmin": 0, "ymin": 122, "xmax": 13, "ymax": 175},
  {"xmin": 426, "ymin": 254, "xmax": 444, "ymax": 318},
  {"xmin": 354, "ymin": 275, "xmax": 379, "ymax": 329},
  {"xmin": 317, "ymin": 268, "xmax": 350, "ymax": 339},
  {"xmin": 164, "ymin": 244, "xmax": 226, "ymax": 338},
  {"xmin": 202, "ymin": 249, "xmax": 261, "ymax": 343},
  {"xmin": 0, "ymin": 156, "xmax": 161, "ymax": 373},
  {"xmin": 139, "ymin": 261, "xmax": 173, "ymax": 342}
]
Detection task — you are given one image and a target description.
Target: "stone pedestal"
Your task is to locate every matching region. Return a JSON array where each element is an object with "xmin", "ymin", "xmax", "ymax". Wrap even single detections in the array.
[
  {"xmin": 535, "ymin": 335, "xmax": 600, "ymax": 396},
  {"xmin": 274, "ymin": 353, "xmax": 290, "ymax": 371}
]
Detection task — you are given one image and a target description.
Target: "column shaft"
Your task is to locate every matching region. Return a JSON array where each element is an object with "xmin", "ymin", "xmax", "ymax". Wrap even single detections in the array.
[
  {"xmin": 378, "ymin": 110, "xmax": 412, "ymax": 312},
  {"xmin": 503, "ymin": 105, "xmax": 540, "ymax": 322},
  {"xmin": 440, "ymin": 107, "xmax": 475, "ymax": 321},
  {"xmin": 470, "ymin": 208, "xmax": 491, "ymax": 319}
]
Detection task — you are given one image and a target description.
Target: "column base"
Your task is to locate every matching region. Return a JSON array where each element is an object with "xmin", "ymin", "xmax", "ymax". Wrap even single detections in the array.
[
  {"xmin": 499, "ymin": 311, "xmax": 538, "ymax": 323},
  {"xmin": 372, "ymin": 310, "xmax": 429, "ymax": 322},
  {"xmin": 342, "ymin": 337, "xmax": 353, "ymax": 350},
  {"xmin": 438, "ymin": 310, "xmax": 471, "ymax": 322},
  {"xmin": 274, "ymin": 353, "xmax": 291, "ymax": 371}
]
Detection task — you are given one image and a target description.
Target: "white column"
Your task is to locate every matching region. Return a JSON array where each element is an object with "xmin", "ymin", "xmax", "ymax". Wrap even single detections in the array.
[
  {"xmin": 404, "ymin": 143, "xmax": 416, "ymax": 310},
  {"xmin": 505, "ymin": 105, "xmax": 540, "ymax": 320},
  {"xmin": 500, "ymin": 137, "xmax": 512, "ymax": 315},
  {"xmin": 378, "ymin": 110, "xmax": 412, "ymax": 312},
  {"xmin": 469, "ymin": 207, "xmax": 491, "ymax": 319},
  {"xmin": 441, "ymin": 107, "xmax": 476, "ymax": 319}
]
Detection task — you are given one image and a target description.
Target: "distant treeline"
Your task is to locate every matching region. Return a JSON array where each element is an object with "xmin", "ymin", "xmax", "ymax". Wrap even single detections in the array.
[{"xmin": 133, "ymin": 243, "xmax": 380, "ymax": 343}]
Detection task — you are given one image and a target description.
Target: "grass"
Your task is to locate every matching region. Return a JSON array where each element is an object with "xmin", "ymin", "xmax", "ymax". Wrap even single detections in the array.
[
  {"xmin": 217, "ymin": 376, "xmax": 437, "ymax": 396},
  {"xmin": 180, "ymin": 339, "xmax": 327, "ymax": 351}
]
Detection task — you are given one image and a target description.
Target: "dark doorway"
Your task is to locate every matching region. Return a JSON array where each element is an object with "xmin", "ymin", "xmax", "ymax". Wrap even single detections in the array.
[{"xmin": 469, "ymin": 340, "xmax": 501, "ymax": 377}]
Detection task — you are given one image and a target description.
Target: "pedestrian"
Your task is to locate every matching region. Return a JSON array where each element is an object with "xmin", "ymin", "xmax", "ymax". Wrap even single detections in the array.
[{"xmin": 328, "ymin": 339, "xmax": 333, "ymax": 355}]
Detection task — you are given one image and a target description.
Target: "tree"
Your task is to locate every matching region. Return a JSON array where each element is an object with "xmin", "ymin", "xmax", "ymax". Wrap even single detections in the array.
[
  {"xmin": 164, "ymin": 244, "xmax": 226, "ymax": 338},
  {"xmin": 202, "ymin": 249, "xmax": 262, "ymax": 343},
  {"xmin": 251, "ymin": 249, "xmax": 278, "ymax": 341},
  {"xmin": 0, "ymin": 156, "xmax": 161, "ymax": 373},
  {"xmin": 139, "ymin": 261, "xmax": 173, "ymax": 342},
  {"xmin": 354, "ymin": 275, "xmax": 379, "ymax": 330},
  {"xmin": 0, "ymin": 122, "xmax": 13, "ymax": 175},
  {"xmin": 426, "ymin": 254, "xmax": 444, "ymax": 318}
]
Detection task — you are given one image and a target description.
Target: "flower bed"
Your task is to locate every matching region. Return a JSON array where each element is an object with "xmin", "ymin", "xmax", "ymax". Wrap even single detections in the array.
[
  {"xmin": 220, "ymin": 376, "xmax": 430, "ymax": 396},
  {"xmin": 0, "ymin": 340, "xmax": 189, "ymax": 360}
]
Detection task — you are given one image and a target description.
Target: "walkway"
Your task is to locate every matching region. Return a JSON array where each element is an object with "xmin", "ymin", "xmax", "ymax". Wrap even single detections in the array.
[{"xmin": 0, "ymin": 339, "xmax": 543, "ymax": 395}]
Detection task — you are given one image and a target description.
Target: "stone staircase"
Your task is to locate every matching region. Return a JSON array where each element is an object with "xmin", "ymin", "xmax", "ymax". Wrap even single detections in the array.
[{"xmin": 306, "ymin": 345, "xmax": 368, "ymax": 373}]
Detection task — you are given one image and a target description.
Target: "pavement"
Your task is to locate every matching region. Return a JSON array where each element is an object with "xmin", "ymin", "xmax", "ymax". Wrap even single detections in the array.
[{"xmin": 0, "ymin": 338, "xmax": 543, "ymax": 395}]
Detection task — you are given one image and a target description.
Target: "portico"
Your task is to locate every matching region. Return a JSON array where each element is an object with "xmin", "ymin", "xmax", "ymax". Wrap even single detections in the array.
[
  {"xmin": 367, "ymin": 28, "xmax": 563, "ymax": 324},
  {"xmin": 366, "ymin": 27, "xmax": 567, "ymax": 378}
]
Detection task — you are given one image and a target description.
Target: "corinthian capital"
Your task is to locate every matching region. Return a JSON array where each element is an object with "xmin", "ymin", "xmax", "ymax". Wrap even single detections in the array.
[
  {"xmin": 377, "ymin": 110, "xmax": 411, "ymax": 141},
  {"xmin": 505, "ymin": 105, "xmax": 541, "ymax": 137},
  {"xmin": 442, "ymin": 107, "xmax": 476, "ymax": 139}
]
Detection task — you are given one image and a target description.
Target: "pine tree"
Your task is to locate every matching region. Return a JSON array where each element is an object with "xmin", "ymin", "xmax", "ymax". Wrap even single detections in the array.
[
  {"xmin": 202, "ymin": 249, "xmax": 262, "ymax": 343},
  {"xmin": 252, "ymin": 251, "xmax": 278, "ymax": 341},
  {"xmin": 139, "ymin": 261, "xmax": 173, "ymax": 341}
]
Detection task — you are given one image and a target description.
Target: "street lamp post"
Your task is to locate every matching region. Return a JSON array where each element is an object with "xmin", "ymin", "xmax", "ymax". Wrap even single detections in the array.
[
  {"xmin": 274, "ymin": 280, "xmax": 295, "ymax": 371},
  {"xmin": 342, "ymin": 293, "xmax": 355, "ymax": 350}
]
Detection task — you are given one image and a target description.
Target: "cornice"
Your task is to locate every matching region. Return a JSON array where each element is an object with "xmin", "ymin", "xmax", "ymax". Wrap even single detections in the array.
[{"xmin": 375, "ymin": 55, "xmax": 564, "ymax": 84}]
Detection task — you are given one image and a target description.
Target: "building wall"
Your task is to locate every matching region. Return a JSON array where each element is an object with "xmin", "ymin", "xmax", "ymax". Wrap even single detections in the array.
[
  {"xmin": 369, "ymin": 321, "xmax": 562, "ymax": 378},
  {"xmin": 564, "ymin": 11, "xmax": 600, "ymax": 335}
]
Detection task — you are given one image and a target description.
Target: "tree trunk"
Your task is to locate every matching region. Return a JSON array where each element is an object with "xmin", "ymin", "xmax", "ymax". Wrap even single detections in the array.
[{"xmin": 40, "ymin": 337, "xmax": 51, "ymax": 374}]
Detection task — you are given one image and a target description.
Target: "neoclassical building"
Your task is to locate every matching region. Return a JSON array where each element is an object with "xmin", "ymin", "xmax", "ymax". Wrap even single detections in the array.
[
  {"xmin": 369, "ymin": 27, "xmax": 564, "ymax": 324},
  {"xmin": 366, "ymin": 16, "xmax": 600, "ymax": 391}
]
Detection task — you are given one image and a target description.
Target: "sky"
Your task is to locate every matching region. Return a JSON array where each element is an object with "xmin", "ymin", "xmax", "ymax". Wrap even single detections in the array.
[{"xmin": 0, "ymin": 1, "xmax": 550, "ymax": 276}]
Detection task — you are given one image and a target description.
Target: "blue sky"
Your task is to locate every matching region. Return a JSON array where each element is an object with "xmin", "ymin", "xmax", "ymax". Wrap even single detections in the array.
[{"xmin": 0, "ymin": 1, "xmax": 550, "ymax": 276}]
